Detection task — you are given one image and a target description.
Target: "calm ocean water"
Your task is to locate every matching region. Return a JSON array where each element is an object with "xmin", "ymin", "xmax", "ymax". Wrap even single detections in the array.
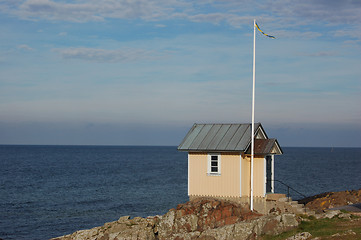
[{"xmin": 0, "ymin": 145, "xmax": 360, "ymax": 240}]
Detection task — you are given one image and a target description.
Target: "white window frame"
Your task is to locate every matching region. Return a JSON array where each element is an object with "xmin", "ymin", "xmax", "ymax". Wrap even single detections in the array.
[{"xmin": 207, "ymin": 153, "xmax": 221, "ymax": 176}]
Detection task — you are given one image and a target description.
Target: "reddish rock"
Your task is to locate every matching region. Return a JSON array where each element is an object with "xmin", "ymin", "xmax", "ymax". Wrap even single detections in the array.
[
  {"xmin": 213, "ymin": 209, "xmax": 222, "ymax": 222},
  {"xmin": 171, "ymin": 197, "xmax": 262, "ymax": 234},
  {"xmin": 225, "ymin": 216, "xmax": 238, "ymax": 225},
  {"xmin": 177, "ymin": 209, "xmax": 186, "ymax": 217},
  {"xmin": 211, "ymin": 200, "xmax": 220, "ymax": 208},
  {"xmin": 184, "ymin": 223, "xmax": 192, "ymax": 232},
  {"xmin": 221, "ymin": 205, "xmax": 233, "ymax": 218},
  {"xmin": 242, "ymin": 211, "xmax": 262, "ymax": 221}
]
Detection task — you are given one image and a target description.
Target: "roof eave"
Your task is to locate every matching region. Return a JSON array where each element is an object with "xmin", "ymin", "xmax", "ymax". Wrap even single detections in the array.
[{"xmin": 185, "ymin": 149, "xmax": 244, "ymax": 153}]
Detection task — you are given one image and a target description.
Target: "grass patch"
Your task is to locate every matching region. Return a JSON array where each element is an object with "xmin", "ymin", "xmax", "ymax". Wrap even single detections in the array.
[
  {"xmin": 261, "ymin": 229, "xmax": 298, "ymax": 240},
  {"xmin": 298, "ymin": 218, "xmax": 340, "ymax": 237},
  {"xmin": 260, "ymin": 215, "xmax": 361, "ymax": 240}
]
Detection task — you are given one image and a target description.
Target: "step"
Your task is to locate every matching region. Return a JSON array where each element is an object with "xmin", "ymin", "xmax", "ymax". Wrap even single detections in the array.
[
  {"xmin": 292, "ymin": 203, "xmax": 305, "ymax": 209},
  {"xmin": 278, "ymin": 197, "xmax": 292, "ymax": 202},
  {"xmin": 291, "ymin": 203, "xmax": 316, "ymax": 215},
  {"xmin": 266, "ymin": 193, "xmax": 287, "ymax": 201},
  {"xmin": 294, "ymin": 208, "xmax": 307, "ymax": 214},
  {"xmin": 305, "ymin": 210, "xmax": 316, "ymax": 215},
  {"xmin": 295, "ymin": 209, "xmax": 315, "ymax": 215},
  {"xmin": 297, "ymin": 208, "xmax": 315, "ymax": 215},
  {"xmin": 289, "ymin": 201, "xmax": 299, "ymax": 205}
]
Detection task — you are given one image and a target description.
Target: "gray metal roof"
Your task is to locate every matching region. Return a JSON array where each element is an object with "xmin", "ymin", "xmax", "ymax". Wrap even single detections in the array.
[{"xmin": 178, "ymin": 123, "xmax": 261, "ymax": 152}]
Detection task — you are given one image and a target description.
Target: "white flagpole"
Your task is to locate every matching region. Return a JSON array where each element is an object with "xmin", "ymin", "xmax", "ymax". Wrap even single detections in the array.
[{"xmin": 250, "ymin": 19, "xmax": 256, "ymax": 211}]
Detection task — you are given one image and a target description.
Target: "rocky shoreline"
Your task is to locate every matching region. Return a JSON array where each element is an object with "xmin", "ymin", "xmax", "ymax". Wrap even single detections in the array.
[
  {"xmin": 51, "ymin": 198, "xmax": 299, "ymax": 240},
  {"xmin": 52, "ymin": 189, "xmax": 361, "ymax": 240}
]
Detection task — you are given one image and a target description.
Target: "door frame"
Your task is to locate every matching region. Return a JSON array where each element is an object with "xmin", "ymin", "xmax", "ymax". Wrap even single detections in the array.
[{"xmin": 265, "ymin": 155, "xmax": 274, "ymax": 193}]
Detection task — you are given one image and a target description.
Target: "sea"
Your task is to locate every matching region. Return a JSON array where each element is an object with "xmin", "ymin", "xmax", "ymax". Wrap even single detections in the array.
[{"xmin": 0, "ymin": 145, "xmax": 360, "ymax": 240}]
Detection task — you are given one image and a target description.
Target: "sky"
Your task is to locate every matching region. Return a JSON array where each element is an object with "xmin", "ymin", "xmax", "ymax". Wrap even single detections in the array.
[{"xmin": 0, "ymin": 0, "xmax": 360, "ymax": 147}]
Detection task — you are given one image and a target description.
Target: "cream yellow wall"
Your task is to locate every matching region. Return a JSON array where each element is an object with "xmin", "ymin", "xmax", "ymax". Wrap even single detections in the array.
[
  {"xmin": 254, "ymin": 156, "xmax": 265, "ymax": 197},
  {"xmin": 241, "ymin": 155, "xmax": 265, "ymax": 197},
  {"xmin": 241, "ymin": 155, "xmax": 250, "ymax": 197},
  {"xmin": 188, "ymin": 152, "xmax": 240, "ymax": 197}
]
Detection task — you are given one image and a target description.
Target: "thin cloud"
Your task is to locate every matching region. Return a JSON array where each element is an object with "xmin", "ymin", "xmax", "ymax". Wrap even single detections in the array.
[
  {"xmin": 333, "ymin": 27, "xmax": 361, "ymax": 39},
  {"xmin": 343, "ymin": 39, "xmax": 361, "ymax": 45},
  {"xmin": 1, "ymin": 0, "xmax": 360, "ymax": 25},
  {"xmin": 187, "ymin": 13, "xmax": 254, "ymax": 29},
  {"xmin": 17, "ymin": 44, "xmax": 34, "ymax": 51},
  {"xmin": 274, "ymin": 30, "xmax": 322, "ymax": 40},
  {"xmin": 55, "ymin": 47, "xmax": 163, "ymax": 63},
  {"xmin": 0, "ymin": 0, "xmax": 360, "ymax": 42},
  {"xmin": 298, "ymin": 51, "xmax": 338, "ymax": 57},
  {"xmin": 155, "ymin": 24, "xmax": 167, "ymax": 28},
  {"xmin": 3, "ymin": 0, "xmax": 179, "ymax": 22},
  {"xmin": 262, "ymin": 0, "xmax": 361, "ymax": 25},
  {"xmin": 188, "ymin": 13, "xmax": 228, "ymax": 25},
  {"xmin": 16, "ymin": 0, "xmax": 106, "ymax": 22}
]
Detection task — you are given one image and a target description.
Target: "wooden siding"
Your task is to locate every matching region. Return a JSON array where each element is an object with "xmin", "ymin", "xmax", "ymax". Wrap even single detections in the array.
[
  {"xmin": 188, "ymin": 152, "xmax": 240, "ymax": 197},
  {"xmin": 241, "ymin": 156, "xmax": 250, "ymax": 196},
  {"xmin": 241, "ymin": 156, "xmax": 265, "ymax": 197},
  {"xmin": 254, "ymin": 156, "xmax": 265, "ymax": 197}
]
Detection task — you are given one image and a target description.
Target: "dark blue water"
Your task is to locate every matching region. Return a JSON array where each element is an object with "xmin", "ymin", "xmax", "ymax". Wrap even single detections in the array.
[
  {"xmin": 275, "ymin": 147, "xmax": 361, "ymax": 199},
  {"xmin": 0, "ymin": 146, "xmax": 360, "ymax": 240}
]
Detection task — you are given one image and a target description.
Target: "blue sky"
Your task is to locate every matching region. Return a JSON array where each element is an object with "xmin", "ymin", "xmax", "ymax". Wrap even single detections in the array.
[{"xmin": 0, "ymin": 0, "xmax": 360, "ymax": 147}]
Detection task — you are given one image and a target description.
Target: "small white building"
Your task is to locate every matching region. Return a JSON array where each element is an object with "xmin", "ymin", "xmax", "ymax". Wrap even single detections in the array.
[{"xmin": 178, "ymin": 123, "xmax": 283, "ymax": 210}]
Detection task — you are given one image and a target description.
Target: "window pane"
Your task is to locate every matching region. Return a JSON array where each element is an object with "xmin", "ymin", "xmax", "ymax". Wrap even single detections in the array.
[
  {"xmin": 211, "ymin": 167, "xmax": 218, "ymax": 172},
  {"xmin": 211, "ymin": 161, "xmax": 218, "ymax": 167},
  {"xmin": 211, "ymin": 156, "xmax": 218, "ymax": 160}
]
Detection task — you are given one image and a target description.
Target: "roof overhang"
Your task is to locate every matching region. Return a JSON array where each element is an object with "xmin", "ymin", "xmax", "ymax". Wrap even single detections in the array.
[{"xmin": 245, "ymin": 139, "xmax": 283, "ymax": 155}]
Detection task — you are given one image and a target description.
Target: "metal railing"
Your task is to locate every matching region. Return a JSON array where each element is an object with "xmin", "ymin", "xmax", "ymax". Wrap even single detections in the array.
[
  {"xmin": 267, "ymin": 179, "xmax": 314, "ymax": 214},
  {"xmin": 268, "ymin": 179, "xmax": 307, "ymax": 201}
]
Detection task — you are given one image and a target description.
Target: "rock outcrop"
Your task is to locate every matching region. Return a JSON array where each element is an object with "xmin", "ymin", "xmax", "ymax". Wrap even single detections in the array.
[
  {"xmin": 299, "ymin": 188, "xmax": 361, "ymax": 212},
  {"xmin": 52, "ymin": 216, "xmax": 157, "ymax": 240},
  {"xmin": 285, "ymin": 232, "xmax": 312, "ymax": 240},
  {"xmin": 52, "ymin": 198, "xmax": 299, "ymax": 240}
]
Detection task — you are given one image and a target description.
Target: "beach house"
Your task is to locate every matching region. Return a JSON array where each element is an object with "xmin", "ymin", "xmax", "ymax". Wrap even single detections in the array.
[{"xmin": 178, "ymin": 123, "xmax": 282, "ymax": 211}]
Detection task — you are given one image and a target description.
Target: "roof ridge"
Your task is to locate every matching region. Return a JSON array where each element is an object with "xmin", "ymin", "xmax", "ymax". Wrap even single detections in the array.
[{"xmin": 194, "ymin": 122, "xmax": 255, "ymax": 125}]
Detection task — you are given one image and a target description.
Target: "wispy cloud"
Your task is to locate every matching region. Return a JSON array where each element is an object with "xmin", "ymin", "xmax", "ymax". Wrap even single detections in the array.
[
  {"xmin": 333, "ymin": 27, "xmax": 361, "ymax": 39},
  {"xmin": 155, "ymin": 24, "xmax": 167, "ymax": 28},
  {"xmin": 343, "ymin": 39, "xmax": 361, "ymax": 45},
  {"xmin": 0, "ymin": 0, "xmax": 360, "ymax": 42},
  {"xmin": 2, "ymin": 0, "xmax": 180, "ymax": 22},
  {"xmin": 17, "ymin": 44, "xmax": 34, "ymax": 51},
  {"xmin": 55, "ymin": 47, "xmax": 164, "ymax": 63},
  {"xmin": 262, "ymin": 0, "xmax": 361, "ymax": 25},
  {"xmin": 298, "ymin": 51, "xmax": 338, "ymax": 57},
  {"xmin": 1, "ymin": 0, "xmax": 360, "ymax": 28},
  {"xmin": 274, "ymin": 30, "xmax": 322, "ymax": 39}
]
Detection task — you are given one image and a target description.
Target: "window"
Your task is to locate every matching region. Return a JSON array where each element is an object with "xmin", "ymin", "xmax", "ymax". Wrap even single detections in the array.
[{"xmin": 208, "ymin": 154, "xmax": 221, "ymax": 175}]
